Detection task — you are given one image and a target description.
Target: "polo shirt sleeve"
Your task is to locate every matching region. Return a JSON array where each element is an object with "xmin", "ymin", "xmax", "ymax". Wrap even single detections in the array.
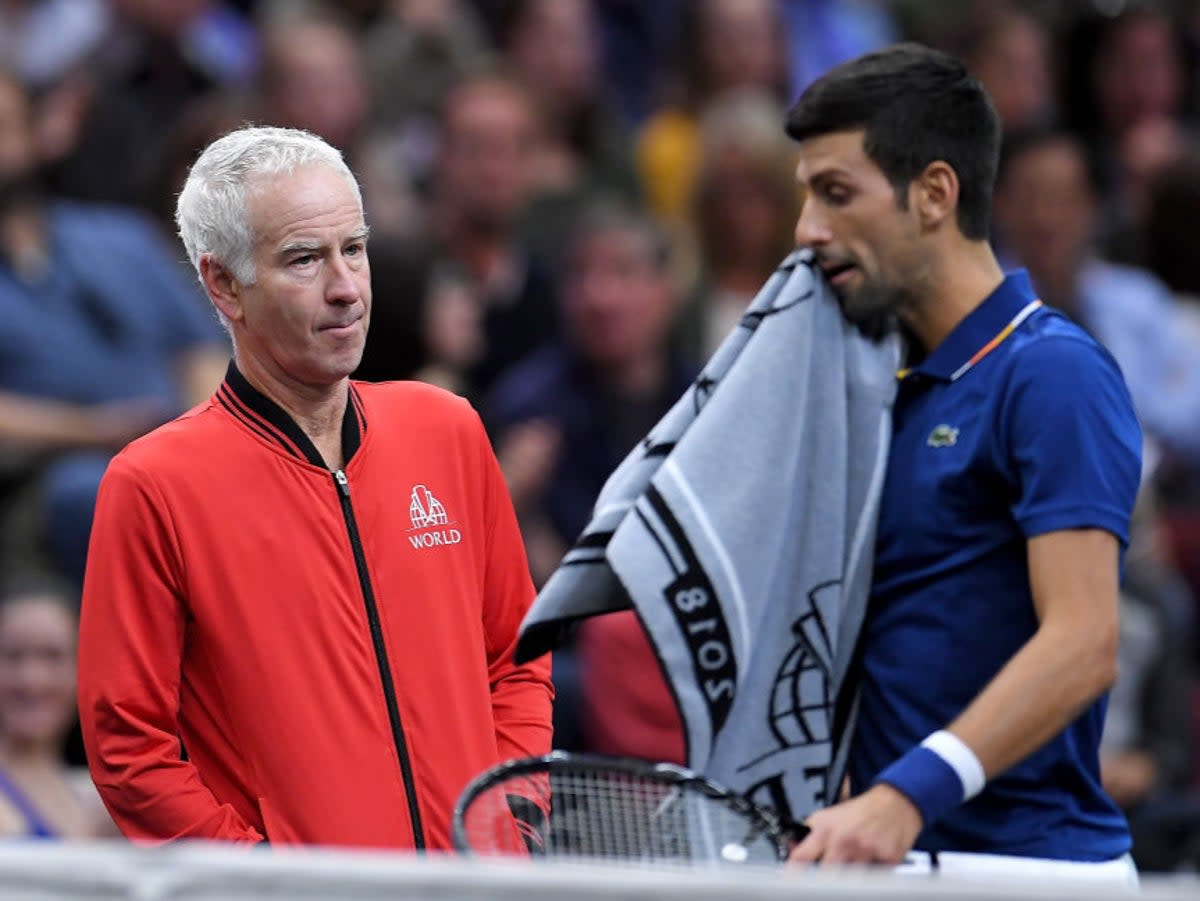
[{"xmin": 1001, "ymin": 334, "xmax": 1142, "ymax": 544}]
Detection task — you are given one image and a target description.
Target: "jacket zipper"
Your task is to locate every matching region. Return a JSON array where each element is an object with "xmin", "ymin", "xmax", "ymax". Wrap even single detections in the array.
[{"xmin": 333, "ymin": 468, "xmax": 426, "ymax": 849}]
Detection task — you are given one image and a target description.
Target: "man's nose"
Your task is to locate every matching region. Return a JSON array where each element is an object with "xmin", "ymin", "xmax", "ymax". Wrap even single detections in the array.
[
  {"xmin": 326, "ymin": 254, "xmax": 361, "ymax": 303},
  {"xmin": 793, "ymin": 202, "xmax": 832, "ymax": 248}
]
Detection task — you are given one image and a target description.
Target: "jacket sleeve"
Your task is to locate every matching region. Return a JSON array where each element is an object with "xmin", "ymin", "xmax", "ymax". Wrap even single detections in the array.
[
  {"xmin": 474, "ymin": 413, "xmax": 555, "ymax": 762},
  {"xmin": 77, "ymin": 454, "xmax": 263, "ymax": 843}
]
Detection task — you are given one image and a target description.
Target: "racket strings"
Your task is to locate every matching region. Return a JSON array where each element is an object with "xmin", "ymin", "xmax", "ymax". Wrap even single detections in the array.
[{"xmin": 460, "ymin": 768, "xmax": 782, "ymax": 864}]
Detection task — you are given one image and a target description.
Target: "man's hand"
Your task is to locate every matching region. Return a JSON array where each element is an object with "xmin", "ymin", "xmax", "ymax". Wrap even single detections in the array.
[{"xmin": 787, "ymin": 783, "xmax": 923, "ymax": 867}]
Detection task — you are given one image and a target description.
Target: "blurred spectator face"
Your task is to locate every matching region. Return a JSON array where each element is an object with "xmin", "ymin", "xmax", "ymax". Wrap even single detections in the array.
[
  {"xmin": 564, "ymin": 225, "xmax": 675, "ymax": 370},
  {"xmin": 508, "ymin": 0, "xmax": 598, "ymax": 113},
  {"xmin": 695, "ymin": 93, "xmax": 798, "ymax": 274},
  {"xmin": 700, "ymin": 148, "xmax": 792, "ymax": 268},
  {"xmin": 994, "ymin": 137, "xmax": 1095, "ymax": 279},
  {"xmin": 969, "ymin": 14, "xmax": 1052, "ymax": 131},
  {"xmin": 262, "ymin": 22, "xmax": 369, "ymax": 152},
  {"xmin": 423, "ymin": 270, "xmax": 483, "ymax": 372},
  {"xmin": 0, "ymin": 597, "xmax": 77, "ymax": 749},
  {"xmin": 699, "ymin": 0, "xmax": 785, "ymax": 96},
  {"xmin": 438, "ymin": 80, "xmax": 537, "ymax": 232},
  {"xmin": 1094, "ymin": 12, "xmax": 1184, "ymax": 137},
  {"xmin": 0, "ymin": 73, "xmax": 37, "ymax": 203}
]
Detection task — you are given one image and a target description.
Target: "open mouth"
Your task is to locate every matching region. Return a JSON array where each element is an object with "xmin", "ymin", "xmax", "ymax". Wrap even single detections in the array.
[{"xmin": 821, "ymin": 262, "xmax": 857, "ymax": 285}]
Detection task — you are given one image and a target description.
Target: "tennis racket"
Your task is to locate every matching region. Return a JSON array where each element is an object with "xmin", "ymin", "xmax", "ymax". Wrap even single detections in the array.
[{"xmin": 453, "ymin": 751, "xmax": 808, "ymax": 866}]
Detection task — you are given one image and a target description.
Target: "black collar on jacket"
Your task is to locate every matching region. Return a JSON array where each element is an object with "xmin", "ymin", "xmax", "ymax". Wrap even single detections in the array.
[{"xmin": 215, "ymin": 360, "xmax": 366, "ymax": 468}]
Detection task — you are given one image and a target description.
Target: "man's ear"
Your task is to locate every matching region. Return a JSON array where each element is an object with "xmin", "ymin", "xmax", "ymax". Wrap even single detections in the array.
[
  {"xmin": 912, "ymin": 161, "xmax": 959, "ymax": 232},
  {"xmin": 199, "ymin": 254, "xmax": 244, "ymax": 324}
]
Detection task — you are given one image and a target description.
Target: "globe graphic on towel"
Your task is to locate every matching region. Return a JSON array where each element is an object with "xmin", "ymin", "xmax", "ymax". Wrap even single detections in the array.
[{"xmin": 768, "ymin": 631, "xmax": 831, "ymax": 749}]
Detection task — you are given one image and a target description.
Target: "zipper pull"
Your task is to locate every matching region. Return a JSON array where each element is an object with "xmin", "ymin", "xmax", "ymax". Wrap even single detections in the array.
[{"xmin": 333, "ymin": 469, "xmax": 350, "ymax": 497}]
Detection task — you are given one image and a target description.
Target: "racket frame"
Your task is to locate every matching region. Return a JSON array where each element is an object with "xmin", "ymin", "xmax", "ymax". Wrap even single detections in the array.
[{"xmin": 452, "ymin": 750, "xmax": 806, "ymax": 862}]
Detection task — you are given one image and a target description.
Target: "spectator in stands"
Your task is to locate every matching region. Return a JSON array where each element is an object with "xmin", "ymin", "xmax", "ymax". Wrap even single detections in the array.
[
  {"xmin": 497, "ymin": 0, "xmax": 642, "ymax": 271},
  {"xmin": 365, "ymin": 0, "xmax": 491, "ymax": 133},
  {"xmin": 485, "ymin": 201, "xmax": 693, "ymax": 754},
  {"xmin": 1060, "ymin": 5, "xmax": 1194, "ymax": 250},
  {"xmin": 992, "ymin": 126, "xmax": 1200, "ymax": 466},
  {"xmin": 499, "ymin": 0, "xmax": 640, "ymax": 204},
  {"xmin": 0, "ymin": 575, "xmax": 114, "ymax": 839},
  {"xmin": 355, "ymin": 250, "xmax": 484, "ymax": 396},
  {"xmin": 1103, "ymin": 576, "xmax": 1200, "ymax": 870},
  {"xmin": 77, "ymin": 125, "xmax": 553, "ymax": 848},
  {"xmin": 427, "ymin": 71, "xmax": 559, "ymax": 399},
  {"xmin": 0, "ymin": 68, "xmax": 229, "ymax": 584},
  {"xmin": 635, "ymin": 0, "xmax": 790, "ymax": 224},
  {"xmin": 362, "ymin": 0, "xmax": 491, "ymax": 234},
  {"xmin": 1136, "ymin": 147, "xmax": 1200, "ymax": 647},
  {"xmin": 485, "ymin": 201, "xmax": 692, "ymax": 583},
  {"xmin": 257, "ymin": 8, "xmax": 367, "ymax": 156},
  {"xmin": 1099, "ymin": 480, "xmax": 1200, "ymax": 872},
  {"xmin": 676, "ymin": 89, "xmax": 800, "ymax": 363},
  {"xmin": 43, "ymin": 0, "xmax": 257, "ymax": 206},
  {"xmin": 945, "ymin": 1, "xmax": 1055, "ymax": 133},
  {"xmin": 258, "ymin": 5, "xmax": 434, "ymax": 253}
]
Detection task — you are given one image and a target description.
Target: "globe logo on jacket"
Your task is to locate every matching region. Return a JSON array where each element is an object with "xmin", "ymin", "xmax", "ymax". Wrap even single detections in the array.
[{"xmin": 407, "ymin": 485, "xmax": 462, "ymax": 548}]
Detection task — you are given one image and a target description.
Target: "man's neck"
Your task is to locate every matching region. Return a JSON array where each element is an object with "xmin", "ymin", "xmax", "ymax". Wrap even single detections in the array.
[
  {"xmin": 235, "ymin": 353, "xmax": 348, "ymax": 470},
  {"xmin": 898, "ymin": 239, "xmax": 1006, "ymax": 354}
]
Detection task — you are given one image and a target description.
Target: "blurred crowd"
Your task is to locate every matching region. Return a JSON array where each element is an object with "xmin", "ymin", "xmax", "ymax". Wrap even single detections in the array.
[{"xmin": 1, "ymin": 0, "xmax": 1200, "ymax": 867}]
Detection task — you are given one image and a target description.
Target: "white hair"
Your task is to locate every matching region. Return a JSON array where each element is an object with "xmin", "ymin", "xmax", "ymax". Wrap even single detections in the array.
[{"xmin": 175, "ymin": 125, "xmax": 362, "ymax": 288}]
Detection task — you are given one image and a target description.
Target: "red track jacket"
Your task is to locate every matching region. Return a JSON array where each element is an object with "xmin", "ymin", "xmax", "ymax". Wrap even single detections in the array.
[{"xmin": 78, "ymin": 366, "xmax": 553, "ymax": 849}]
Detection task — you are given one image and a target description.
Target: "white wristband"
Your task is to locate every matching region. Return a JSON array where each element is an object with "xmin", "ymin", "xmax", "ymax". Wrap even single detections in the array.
[{"xmin": 921, "ymin": 730, "xmax": 986, "ymax": 801}]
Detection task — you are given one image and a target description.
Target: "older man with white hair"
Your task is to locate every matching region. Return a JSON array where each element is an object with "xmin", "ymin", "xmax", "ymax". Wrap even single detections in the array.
[{"xmin": 76, "ymin": 126, "xmax": 552, "ymax": 849}]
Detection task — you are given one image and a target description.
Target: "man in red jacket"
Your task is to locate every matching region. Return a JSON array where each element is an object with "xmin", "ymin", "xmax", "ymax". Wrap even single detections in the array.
[{"xmin": 76, "ymin": 125, "xmax": 553, "ymax": 849}]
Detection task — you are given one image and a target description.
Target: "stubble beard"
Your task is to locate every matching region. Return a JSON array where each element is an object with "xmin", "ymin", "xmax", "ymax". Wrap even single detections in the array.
[
  {"xmin": 836, "ymin": 276, "xmax": 905, "ymax": 323},
  {"xmin": 833, "ymin": 274, "xmax": 917, "ymax": 339}
]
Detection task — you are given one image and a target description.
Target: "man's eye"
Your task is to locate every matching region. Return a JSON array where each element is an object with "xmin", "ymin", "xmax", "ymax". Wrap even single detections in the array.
[
  {"xmin": 345, "ymin": 243, "xmax": 364, "ymax": 257},
  {"xmin": 291, "ymin": 254, "xmax": 316, "ymax": 266},
  {"xmin": 823, "ymin": 186, "xmax": 850, "ymax": 205}
]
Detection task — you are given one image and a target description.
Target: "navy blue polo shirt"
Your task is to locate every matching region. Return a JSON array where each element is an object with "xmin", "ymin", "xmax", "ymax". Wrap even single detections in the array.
[{"xmin": 849, "ymin": 270, "xmax": 1141, "ymax": 860}]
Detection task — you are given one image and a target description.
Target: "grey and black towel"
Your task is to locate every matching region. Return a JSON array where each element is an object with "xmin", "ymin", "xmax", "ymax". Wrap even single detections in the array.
[{"xmin": 516, "ymin": 250, "xmax": 901, "ymax": 822}]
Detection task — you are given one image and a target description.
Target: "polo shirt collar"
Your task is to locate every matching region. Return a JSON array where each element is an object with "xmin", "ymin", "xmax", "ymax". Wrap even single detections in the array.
[
  {"xmin": 216, "ymin": 360, "xmax": 365, "ymax": 467},
  {"xmin": 912, "ymin": 269, "xmax": 1040, "ymax": 382}
]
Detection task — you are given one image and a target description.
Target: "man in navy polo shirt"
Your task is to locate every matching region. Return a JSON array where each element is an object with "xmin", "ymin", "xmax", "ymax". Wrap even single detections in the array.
[{"xmin": 785, "ymin": 44, "xmax": 1141, "ymax": 883}]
